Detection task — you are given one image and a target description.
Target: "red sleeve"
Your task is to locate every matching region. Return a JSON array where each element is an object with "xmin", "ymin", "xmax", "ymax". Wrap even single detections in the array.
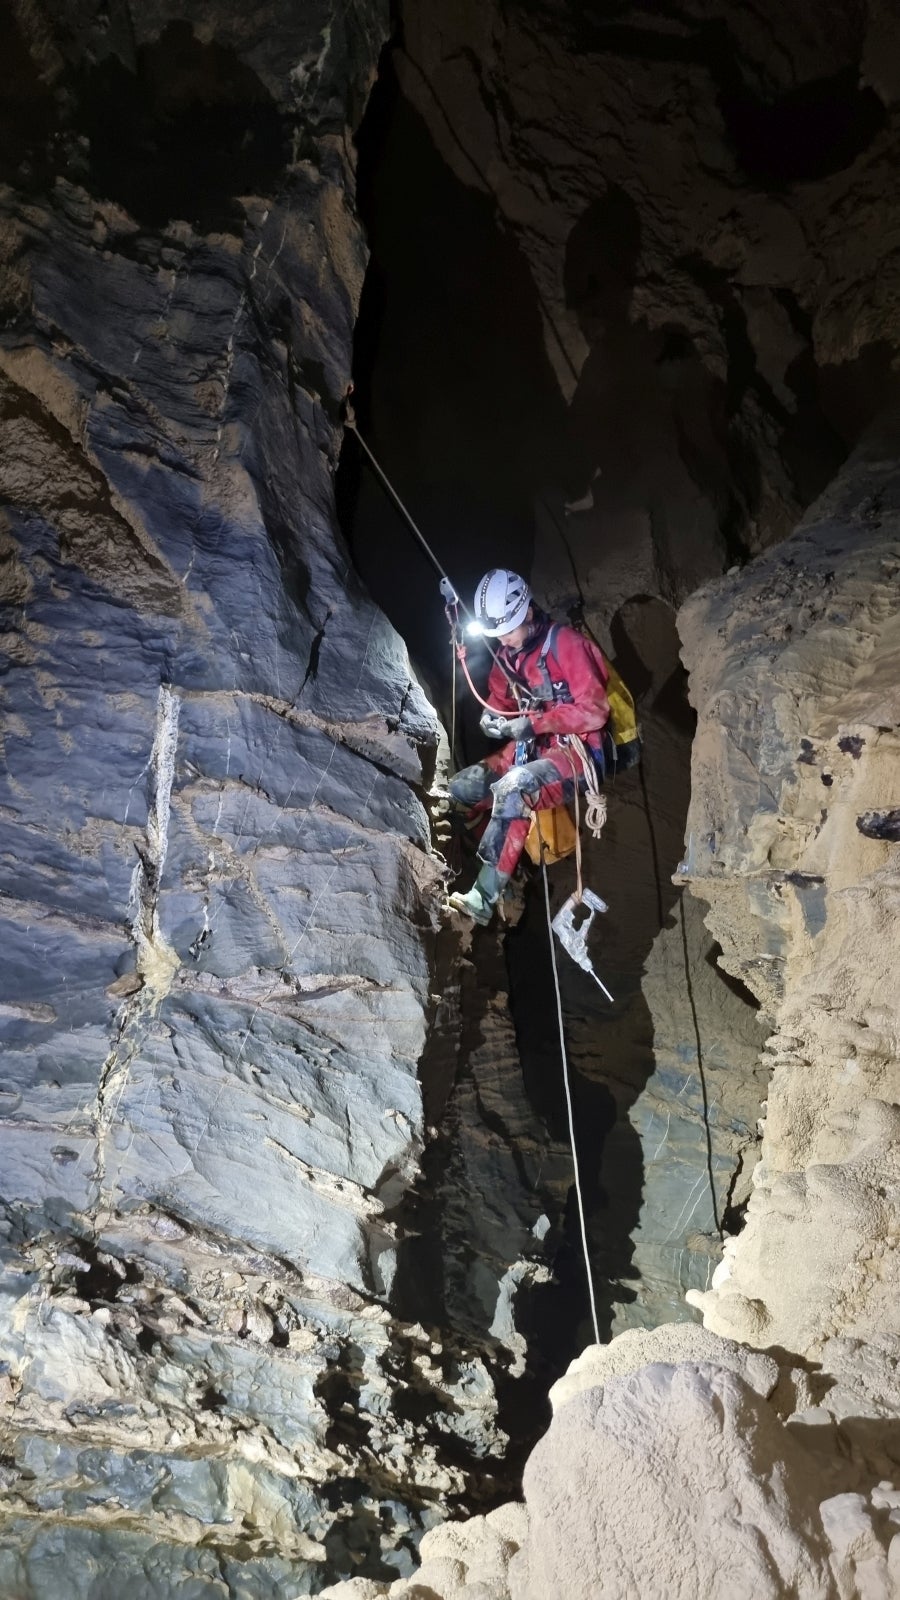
[
  {"xmin": 528, "ymin": 628, "xmax": 610, "ymax": 737},
  {"xmin": 485, "ymin": 655, "xmax": 519, "ymax": 715}
]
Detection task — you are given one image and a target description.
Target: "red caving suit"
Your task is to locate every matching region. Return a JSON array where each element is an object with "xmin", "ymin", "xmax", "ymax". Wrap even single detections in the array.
[{"xmin": 449, "ymin": 618, "xmax": 611, "ymax": 877}]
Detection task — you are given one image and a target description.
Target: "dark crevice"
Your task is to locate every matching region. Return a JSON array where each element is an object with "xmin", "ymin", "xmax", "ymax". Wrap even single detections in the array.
[
  {"xmin": 56, "ymin": 1239, "xmax": 141, "ymax": 1307},
  {"xmin": 705, "ymin": 944, "xmax": 762, "ymax": 1011},
  {"xmin": 79, "ymin": 24, "xmax": 288, "ymax": 231},
  {"xmin": 337, "ymin": 44, "xmax": 571, "ymax": 689},
  {"xmin": 296, "ymin": 607, "xmax": 333, "ymax": 699},
  {"xmin": 550, "ymin": 10, "xmax": 886, "ymax": 186},
  {"xmin": 677, "ymin": 898, "xmax": 722, "ymax": 1239}
]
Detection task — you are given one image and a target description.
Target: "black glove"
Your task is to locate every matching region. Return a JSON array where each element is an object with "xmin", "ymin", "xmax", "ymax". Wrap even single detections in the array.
[{"xmin": 480, "ymin": 711, "xmax": 533, "ymax": 740}]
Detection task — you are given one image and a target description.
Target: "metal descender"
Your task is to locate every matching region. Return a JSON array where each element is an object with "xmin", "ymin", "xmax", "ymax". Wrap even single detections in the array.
[{"xmin": 551, "ymin": 888, "xmax": 614, "ymax": 1002}]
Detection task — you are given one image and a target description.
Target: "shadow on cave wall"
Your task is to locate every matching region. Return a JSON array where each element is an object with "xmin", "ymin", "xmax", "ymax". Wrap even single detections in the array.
[
  {"xmin": 340, "ymin": 21, "xmax": 899, "ymax": 1405},
  {"xmin": 561, "ymin": 185, "xmax": 859, "ymax": 589},
  {"xmin": 0, "ymin": 12, "xmax": 289, "ymax": 231}
]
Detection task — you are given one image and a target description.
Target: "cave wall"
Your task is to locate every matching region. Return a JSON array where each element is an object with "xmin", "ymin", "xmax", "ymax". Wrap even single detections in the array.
[
  {"xmin": 681, "ymin": 415, "xmax": 900, "ymax": 1406},
  {"xmin": 0, "ymin": 4, "xmax": 550, "ymax": 1591},
  {"xmin": 2, "ymin": 0, "xmax": 900, "ymax": 1594},
  {"xmin": 393, "ymin": 0, "xmax": 900, "ymax": 589}
]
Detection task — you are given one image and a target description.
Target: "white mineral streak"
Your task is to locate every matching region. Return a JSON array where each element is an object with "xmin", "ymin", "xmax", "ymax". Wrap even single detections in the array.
[{"xmin": 129, "ymin": 681, "xmax": 181, "ymax": 996}]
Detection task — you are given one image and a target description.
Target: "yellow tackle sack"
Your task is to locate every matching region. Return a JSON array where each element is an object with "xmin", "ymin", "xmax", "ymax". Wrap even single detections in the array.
[
  {"xmin": 538, "ymin": 623, "xmax": 641, "ymax": 766},
  {"xmin": 524, "ymin": 804, "xmax": 579, "ymax": 866},
  {"xmin": 604, "ymin": 656, "xmax": 641, "ymax": 766}
]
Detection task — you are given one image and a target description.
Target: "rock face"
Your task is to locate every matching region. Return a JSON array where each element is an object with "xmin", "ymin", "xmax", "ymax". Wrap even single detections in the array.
[
  {"xmin": 0, "ymin": 4, "xmax": 560, "ymax": 1592},
  {"xmin": 680, "ymin": 417, "xmax": 900, "ymax": 1423},
  {"xmin": 514, "ymin": 1363, "xmax": 836, "ymax": 1600}
]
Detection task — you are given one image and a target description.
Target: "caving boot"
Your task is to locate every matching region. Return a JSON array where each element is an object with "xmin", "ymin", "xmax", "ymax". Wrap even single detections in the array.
[{"xmin": 448, "ymin": 862, "xmax": 510, "ymax": 926}]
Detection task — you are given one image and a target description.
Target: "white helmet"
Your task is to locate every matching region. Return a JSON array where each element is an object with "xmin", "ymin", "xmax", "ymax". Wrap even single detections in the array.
[{"xmin": 474, "ymin": 568, "xmax": 532, "ymax": 636}]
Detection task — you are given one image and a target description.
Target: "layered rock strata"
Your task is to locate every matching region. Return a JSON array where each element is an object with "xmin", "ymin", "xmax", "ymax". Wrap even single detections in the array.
[{"xmin": 0, "ymin": 5, "xmax": 572, "ymax": 1591}]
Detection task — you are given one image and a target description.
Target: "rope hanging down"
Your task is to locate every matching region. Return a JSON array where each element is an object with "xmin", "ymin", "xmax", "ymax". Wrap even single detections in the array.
[
  {"xmin": 541, "ymin": 847, "xmax": 602, "ymax": 1345},
  {"xmin": 342, "ymin": 389, "xmax": 524, "ymax": 710},
  {"xmin": 345, "ymin": 384, "xmax": 611, "ymax": 1344},
  {"xmin": 344, "ymin": 391, "xmax": 456, "ymax": 594}
]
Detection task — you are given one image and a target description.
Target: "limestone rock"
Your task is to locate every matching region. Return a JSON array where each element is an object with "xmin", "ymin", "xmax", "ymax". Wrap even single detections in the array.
[
  {"xmin": 680, "ymin": 419, "xmax": 900, "ymax": 1409},
  {"xmin": 321, "ymin": 1503, "xmax": 528, "ymax": 1600},
  {"xmin": 550, "ymin": 1321, "xmax": 779, "ymax": 1412},
  {"xmin": 511, "ymin": 1363, "xmax": 836, "ymax": 1600}
]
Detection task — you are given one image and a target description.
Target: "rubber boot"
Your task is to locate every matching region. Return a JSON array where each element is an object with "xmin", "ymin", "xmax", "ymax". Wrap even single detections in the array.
[{"xmin": 448, "ymin": 862, "xmax": 510, "ymax": 926}]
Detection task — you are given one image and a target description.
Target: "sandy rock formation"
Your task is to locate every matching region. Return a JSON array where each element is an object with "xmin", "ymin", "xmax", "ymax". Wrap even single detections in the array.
[
  {"xmin": 680, "ymin": 418, "xmax": 900, "ymax": 1437},
  {"xmin": 334, "ymin": 1320, "xmax": 900, "ymax": 1600},
  {"xmin": 514, "ymin": 1363, "xmax": 837, "ymax": 1600}
]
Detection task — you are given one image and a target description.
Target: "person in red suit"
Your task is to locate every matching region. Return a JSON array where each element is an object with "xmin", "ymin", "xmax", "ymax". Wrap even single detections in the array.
[{"xmin": 448, "ymin": 568, "xmax": 612, "ymax": 925}]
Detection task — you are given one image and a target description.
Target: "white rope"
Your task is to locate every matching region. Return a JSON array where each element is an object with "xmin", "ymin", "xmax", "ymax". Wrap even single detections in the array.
[
  {"xmin": 569, "ymin": 734, "xmax": 608, "ymax": 842},
  {"xmin": 540, "ymin": 851, "xmax": 601, "ymax": 1345},
  {"xmin": 345, "ymin": 407, "xmax": 526, "ymax": 703},
  {"xmin": 450, "ymin": 628, "xmax": 458, "ymax": 771}
]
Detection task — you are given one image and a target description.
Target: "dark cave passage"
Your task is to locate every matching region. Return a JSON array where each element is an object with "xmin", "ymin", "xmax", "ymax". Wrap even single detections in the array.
[
  {"xmin": 337, "ymin": 31, "xmax": 768, "ymax": 1468},
  {"xmin": 336, "ymin": 45, "xmax": 571, "ymax": 734}
]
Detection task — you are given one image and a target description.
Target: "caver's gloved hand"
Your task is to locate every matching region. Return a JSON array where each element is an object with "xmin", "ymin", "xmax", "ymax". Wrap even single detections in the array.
[{"xmin": 480, "ymin": 710, "xmax": 533, "ymax": 740}]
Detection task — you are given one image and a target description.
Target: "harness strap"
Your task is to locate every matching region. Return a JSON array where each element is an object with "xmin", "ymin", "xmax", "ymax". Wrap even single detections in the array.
[
  {"xmin": 535, "ymin": 622, "xmax": 560, "ymax": 701},
  {"xmin": 496, "ymin": 621, "xmax": 558, "ymax": 706}
]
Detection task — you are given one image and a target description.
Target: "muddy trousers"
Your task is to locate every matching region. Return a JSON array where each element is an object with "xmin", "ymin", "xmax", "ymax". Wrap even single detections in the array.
[{"xmin": 448, "ymin": 744, "xmax": 588, "ymax": 877}]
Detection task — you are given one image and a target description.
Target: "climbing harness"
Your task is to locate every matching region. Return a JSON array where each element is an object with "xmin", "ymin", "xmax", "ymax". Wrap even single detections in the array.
[{"xmin": 538, "ymin": 494, "xmax": 643, "ymax": 770}]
